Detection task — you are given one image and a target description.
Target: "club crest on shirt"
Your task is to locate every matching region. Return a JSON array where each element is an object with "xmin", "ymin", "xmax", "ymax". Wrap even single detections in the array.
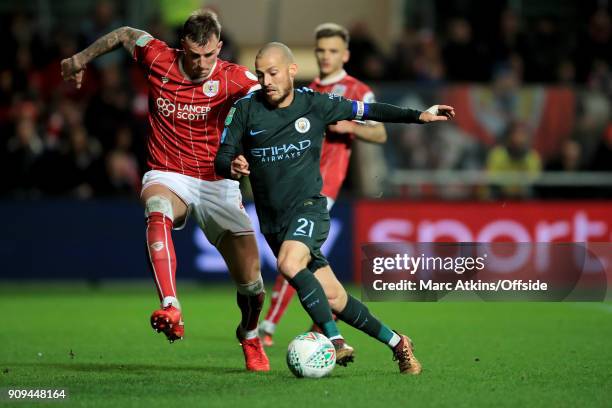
[
  {"xmin": 203, "ymin": 80, "xmax": 220, "ymax": 97},
  {"xmin": 330, "ymin": 84, "xmax": 347, "ymax": 96},
  {"xmin": 294, "ymin": 117, "xmax": 311, "ymax": 134}
]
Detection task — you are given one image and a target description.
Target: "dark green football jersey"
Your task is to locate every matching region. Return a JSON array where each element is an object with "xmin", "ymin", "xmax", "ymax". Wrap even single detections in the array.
[{"xmin": 219, "ymin": 88, "xmax": 356, "ymax": 233}]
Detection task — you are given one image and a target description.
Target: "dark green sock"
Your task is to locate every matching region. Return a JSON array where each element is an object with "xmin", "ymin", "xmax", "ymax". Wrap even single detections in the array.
[
  {"xmin": 288, "ymin": 269, "xmax": 340, "ymax": 339},
  {"xmin": 337, "ymin": 295, "xmax": 394, "ymax": 345}
]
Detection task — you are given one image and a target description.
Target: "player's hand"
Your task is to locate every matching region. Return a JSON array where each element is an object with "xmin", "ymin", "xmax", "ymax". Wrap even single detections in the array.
[
  {"xmin": 230, "ymin": 155, "xmax": 250, "ymax": 179},
  {"xmin": 327, "ymin": 120, "xmax": 356, "ymax": 134},
  {"xmin": 61, "ymin": 54, "xmax": 86, "ymax": 89},
  {"xmin": 419, "ymin": 105, "xmax": 455, "ymax": 122}
]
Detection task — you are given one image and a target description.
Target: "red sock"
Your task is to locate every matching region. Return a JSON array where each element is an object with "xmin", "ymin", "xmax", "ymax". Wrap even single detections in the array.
[
  {"xmin": 237, "ymin": 292, "xmax": 265, "ymax": 333},
  {"xmin": 264, "ymin": 274, "xmax": 296, "ymax": 325},
  {"xmin": 146, "ymin": 212, "xmax": 177, "ymax": 302}
]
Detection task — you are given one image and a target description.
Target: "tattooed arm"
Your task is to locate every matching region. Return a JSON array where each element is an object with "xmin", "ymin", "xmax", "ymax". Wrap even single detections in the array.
[{"xmin": 61, "ymin": 26, "xmax": 150, "ymax": 89}]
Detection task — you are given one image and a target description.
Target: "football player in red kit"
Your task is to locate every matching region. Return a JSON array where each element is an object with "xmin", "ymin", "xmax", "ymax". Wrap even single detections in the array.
[
  {"xmin": 61, "ymin": 10, "xmax": 269, "ymax": 371},
  {"xmin": 259, "ymin": 23, "xmax": 388, "ymax": 346}
]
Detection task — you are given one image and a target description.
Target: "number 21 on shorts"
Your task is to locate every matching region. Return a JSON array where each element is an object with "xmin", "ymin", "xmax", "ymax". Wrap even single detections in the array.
[{"xmin": 293, "ymin": 218, "xmax": 314, "ymax": 237}]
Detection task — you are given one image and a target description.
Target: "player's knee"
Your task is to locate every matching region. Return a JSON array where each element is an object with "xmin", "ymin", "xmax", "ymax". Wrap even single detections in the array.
[
  {"xmin": 145, "ymin": 195, "xmax": 174, "ymax": 220},
  {"xmin": 277, "ymin": 258, "xmax": 304, "ymax": 279},
  {"xmin": 237, "ymin": 275, "xmax": 264, "ymax": 296},
  {"xmin": 325, "ymin": 286, "xmax": 347, "ymax": 312}
]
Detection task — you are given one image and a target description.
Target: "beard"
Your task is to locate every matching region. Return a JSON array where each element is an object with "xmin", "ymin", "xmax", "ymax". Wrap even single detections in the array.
[{"xmin": 264, "ymin": 85, "xmax": 292, "ymax": 106}]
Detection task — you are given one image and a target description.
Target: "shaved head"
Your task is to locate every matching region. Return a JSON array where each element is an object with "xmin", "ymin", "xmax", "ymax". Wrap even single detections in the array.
[
  {"xmin": 256, "ymin": 42, "xmax": 295, "ymax": 64},
  {"xmin": 255, "ymin": 42, "xmax": 298, "ymax": 108}
]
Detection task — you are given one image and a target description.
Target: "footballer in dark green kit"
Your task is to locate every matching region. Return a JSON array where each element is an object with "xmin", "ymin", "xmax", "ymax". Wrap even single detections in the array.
[{"xmin": 215, "ymin": 42, "xmax": 455, "ymax": 373}]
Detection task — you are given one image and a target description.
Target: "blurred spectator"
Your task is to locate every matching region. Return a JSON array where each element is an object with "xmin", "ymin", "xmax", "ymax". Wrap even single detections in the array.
[
  {"xmin": 589, "ymin": 124, "xmax": 612, "ymax": 171},
  {"xmin": 36, "ymin": 126, "xmax": 104, "ymax": 199},
  {"xmin": 388, "ymin": 26, "xmax": 418, "ymax": 80},
  {"xmin": 490, "ymin": 9, "xmax": 528, "ymax": 70},
  {"xmin": 538, "ymin": 139, "xmax": 590, "ymax": 198},
  {"xmin": 79, "ymin": 0, "xmax": 124, "ymax": 69},
  {"xmin": 3, "ymin": 117, "xmax": 44, "ymax": 198},
  {"xmin": 103, "ymin": 151, "xmax": 141, "ymax": 197},
  {"xmin": 523, "ymin": 17, "xmax": 565, "ymax": 83},
  {"xmin": 84, "ymin": 64, "xmax": 132, "ymax": 149},
  {"xmin": 391, "ymin": 125, "xmax": 429, "ymax": 170},
  {"xmin": 486, "ymin": 121, "xmax": 542, "ymax": 199},
  {"xmin": 46, "ymin": 97, "xmax": 83, "ymax": 148},
  {"xmin": 98, "ymin": 125, "xmax": 141, "ymax": 197},
  {"xmin": 442, "ymin": 18, "xmax": 487, "ymax": 81},
  {"xmin": 546, "ymin": 139, "xmax": 583, "ymax": 172},
  {"xmin": 412, "ymin": 31, "xmax": 446, "ymax": 85},
  {"xmin": 576, "ymin": 8, "xmax": 612, "ymax": 83},
  {"xmin": 557, "ymin": 59, "xmax": 576, "ymax": 84},
  {"xmin": 588, "ymin": 60, "xmax": 612, "ymax": 99},
  {"xmin": 345, "ymin": 22, "xmax": 386, "ymax": 80}
]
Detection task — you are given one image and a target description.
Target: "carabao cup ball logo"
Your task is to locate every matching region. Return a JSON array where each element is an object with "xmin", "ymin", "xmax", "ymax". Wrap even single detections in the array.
[
  {"xmin": 295, "ymin": 117, "xmax": 311, "ymax": 134},
  {"xmin": 156, "ymin": 98, "xmax": 175, "ymax": 117}
]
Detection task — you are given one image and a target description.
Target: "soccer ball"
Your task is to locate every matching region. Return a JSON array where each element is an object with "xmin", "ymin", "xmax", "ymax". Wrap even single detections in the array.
[{"xmin": 286, "ymin": 332, "xmax": 336, "ymax": 378}]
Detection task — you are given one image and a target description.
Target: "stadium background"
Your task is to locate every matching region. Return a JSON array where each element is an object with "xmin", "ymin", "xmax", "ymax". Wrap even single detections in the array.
[
  {"xmin": 0, "ymin": 0, "xmax": 612, "ymax": 406},
  {"xmin": 2, "ymin": 0, "xmax": 611, "ymax": 281}
]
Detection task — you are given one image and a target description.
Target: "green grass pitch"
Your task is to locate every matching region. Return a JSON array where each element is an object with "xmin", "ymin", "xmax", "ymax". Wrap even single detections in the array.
[{"xmin": 1, "ymin": 283, "xmax": 611, "ymax": 407}]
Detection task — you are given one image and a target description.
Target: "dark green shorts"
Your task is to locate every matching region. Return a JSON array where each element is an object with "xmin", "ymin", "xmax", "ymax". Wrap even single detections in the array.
[{"xmin": 264, "ymin": 205, "xmax": 330, "ymax": 273}]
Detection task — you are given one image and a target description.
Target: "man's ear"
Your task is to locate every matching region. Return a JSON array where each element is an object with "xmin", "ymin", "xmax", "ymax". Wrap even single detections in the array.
[
  {"xmin": 289, "ymin": 63, "xmax": 298, "ymax": 78},
  {"xmin": 343, "ymin": 49, "xmax": 350, "ymax": 64}
]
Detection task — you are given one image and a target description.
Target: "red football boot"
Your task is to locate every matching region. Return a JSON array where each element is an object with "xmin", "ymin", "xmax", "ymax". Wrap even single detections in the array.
[
  {"xmin": 237, "ymin": 327, "xmax": 270, "ymax": 371},
  {"xmin": 150, "ymin": 305, "xmax": 184, "ymax": 343}
]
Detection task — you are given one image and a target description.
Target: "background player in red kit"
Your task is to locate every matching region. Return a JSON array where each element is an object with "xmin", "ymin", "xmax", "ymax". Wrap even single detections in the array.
[
  {"xmin": 61, "ymin": 10, "xmax": 269, "ymax": 371},
  {"xmin": 259, "ymin": 23, "xmax": 388, "ymax": 345}
]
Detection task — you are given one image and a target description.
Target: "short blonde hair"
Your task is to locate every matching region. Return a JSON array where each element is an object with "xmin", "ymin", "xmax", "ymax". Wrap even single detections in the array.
[{"xmin": 314, "ymin": 22, "xmax": 350, "ymax": 44}]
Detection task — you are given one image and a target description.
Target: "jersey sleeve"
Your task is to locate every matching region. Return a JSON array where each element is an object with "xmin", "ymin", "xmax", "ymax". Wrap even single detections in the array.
[
  {"xmin": 357, "ymin": 86, "xmax": 377, "ymax": 124},
  {"xmin": 133, "ymin": 36, "xmax": 167, "ymax": 67},
  {"xmin": 310, "ymin": 86, "xmax": 422, "ymax": 124},
  {"xmin": 215, "ymin": 100, "xmax": 248, "ymax": 178},
  {"xmin": 229, "ymin": 66, "xmax": 261, "ymax": 99},
  {"xmin": 312, "ymin": 90, "xmax": 355, "ymax": 123}
]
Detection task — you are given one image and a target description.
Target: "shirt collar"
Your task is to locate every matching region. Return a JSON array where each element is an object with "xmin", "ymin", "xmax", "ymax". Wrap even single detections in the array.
[
  {"xmin": 178, "ymin": 56, "xmax": 217, "ymax": 83},
  {"xmin": 316, "ymin": 69, "xmax": 347, "ymax": 86}
]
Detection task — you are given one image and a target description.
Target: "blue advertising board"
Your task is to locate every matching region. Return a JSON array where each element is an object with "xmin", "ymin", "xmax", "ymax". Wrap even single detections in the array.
[{"xmin": 2, "ymin": 200, "xmax": 353, "ymax": 282}]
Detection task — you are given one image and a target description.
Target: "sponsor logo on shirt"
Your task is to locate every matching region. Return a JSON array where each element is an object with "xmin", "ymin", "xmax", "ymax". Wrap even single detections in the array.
[
  {"xmin": 250, "ymin": 139, "xmax": 311, "ymax": 163},
  {"xmin": 156, "ymin": 97, "xmax": 212, "ymax": 120}
]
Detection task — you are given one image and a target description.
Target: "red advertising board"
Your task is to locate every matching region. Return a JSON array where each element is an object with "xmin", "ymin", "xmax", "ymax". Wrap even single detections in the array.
[{"xmin": 354, "ymin": 201, "xmax": 612, "ymax": 283}]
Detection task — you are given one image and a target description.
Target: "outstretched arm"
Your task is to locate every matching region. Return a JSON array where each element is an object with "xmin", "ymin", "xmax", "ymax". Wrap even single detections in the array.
[
  {"xmin": 61, "ymin": 26, "xmax": 150, "ymax": 89},
  {"xmin": 320, "ymin": 92, "xmax": 454, "ymax": 127},
  {"xmin": 355, "ymin": 102, "xmax": 455, "ymax": 124}
]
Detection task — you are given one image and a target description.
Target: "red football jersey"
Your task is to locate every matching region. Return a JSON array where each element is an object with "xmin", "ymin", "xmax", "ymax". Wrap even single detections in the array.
[
  {"xmin": 309, "ymin": 70, "xmax": 375, "ymax": 200},
  {"xmin": 133, "ymin": 37, "xmax": 259, "ymax": 180}
]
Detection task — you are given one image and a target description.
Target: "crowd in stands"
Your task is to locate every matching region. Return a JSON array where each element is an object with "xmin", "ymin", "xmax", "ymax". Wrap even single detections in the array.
[{"xmin": 1, "ymin": 1, "xmax": 610, "ymax": 200}]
